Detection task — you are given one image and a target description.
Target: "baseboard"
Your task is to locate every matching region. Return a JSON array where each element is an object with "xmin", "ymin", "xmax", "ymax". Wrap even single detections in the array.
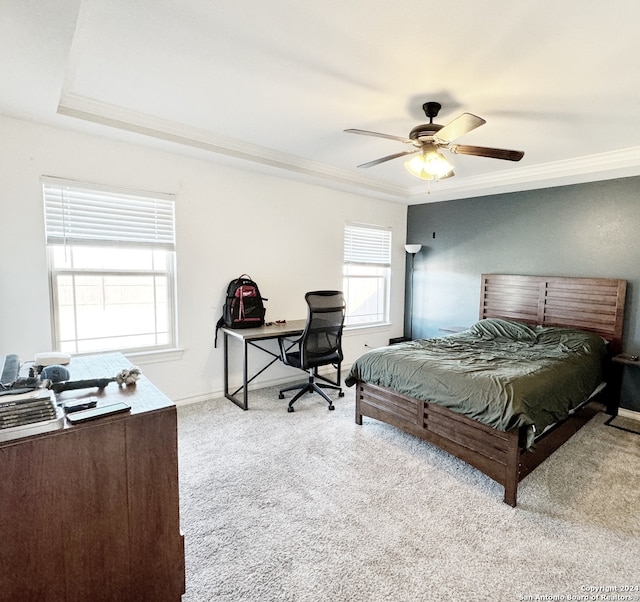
[
  {"xmin": 173, "ymin": 362, "xmax": 354, "ymax": 407},
  {"xmin": 617, "ymin": 407, "xmax": 640, "ymax": 421},
  {"xmin": 174, "ymin": 392, "xmax": 221, "ymax": 407}
]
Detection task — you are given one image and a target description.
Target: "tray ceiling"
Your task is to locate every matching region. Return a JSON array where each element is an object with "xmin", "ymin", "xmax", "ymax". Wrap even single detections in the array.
[{"xmin": 2, "ymin": 1, "xmax": 640, "ymax": 203}]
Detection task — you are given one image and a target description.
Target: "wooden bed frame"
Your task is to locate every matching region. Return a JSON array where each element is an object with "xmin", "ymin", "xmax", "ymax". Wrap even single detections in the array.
[{"xmin": 354, "ymin": 274, "xmax": 627, "ymax": 506}]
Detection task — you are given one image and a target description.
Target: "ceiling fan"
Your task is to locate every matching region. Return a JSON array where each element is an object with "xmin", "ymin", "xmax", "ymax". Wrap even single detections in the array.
[{"xmin": 345, "ymin": 102, "xmax": 524, "ymax": 180}]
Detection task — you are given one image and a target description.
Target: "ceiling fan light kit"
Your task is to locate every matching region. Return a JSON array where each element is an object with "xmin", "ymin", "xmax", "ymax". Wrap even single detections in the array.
[
  {"xmin": 404, "ymin": 147, "xmax": 454, "ymax": 180},
  {"xmin": 346, "ymin": 101, "xmax": 524, "ymax": 181}
]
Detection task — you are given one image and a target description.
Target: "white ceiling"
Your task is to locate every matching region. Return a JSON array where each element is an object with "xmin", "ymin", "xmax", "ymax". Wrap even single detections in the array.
[{"xmin": 2, "ymin": 0, "xmax": 640, "ymax": 204}]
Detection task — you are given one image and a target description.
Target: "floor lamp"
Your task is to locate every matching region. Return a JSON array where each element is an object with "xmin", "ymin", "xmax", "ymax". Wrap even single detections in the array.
[{"xmin": 404, "ymin": 244, "xmax": 422, "ymax": 340}]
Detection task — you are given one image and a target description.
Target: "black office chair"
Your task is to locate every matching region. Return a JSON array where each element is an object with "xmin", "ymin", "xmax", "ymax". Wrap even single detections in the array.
[{"xmin": 278, "ymin": 290, "xmax": 346, "ymax": 412}]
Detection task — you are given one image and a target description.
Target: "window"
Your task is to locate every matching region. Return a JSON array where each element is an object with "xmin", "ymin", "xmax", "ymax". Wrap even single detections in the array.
[
  {"xmin": 43, "ymin": 178, "xmax": 177, "ymax": 354},
  {"xmin": 343, "ymin": 223, "xmax": 391, "ymax": 327}
]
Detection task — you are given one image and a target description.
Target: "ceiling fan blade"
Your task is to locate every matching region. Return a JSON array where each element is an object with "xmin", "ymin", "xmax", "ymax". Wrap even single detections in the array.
[
  {"xmin": 357, "ymin": 149, "xmax": 418, "ymax": 169},
  {"xmin": 434, "ymin": 113, "xmax": 486, "ymax": 144},
  {"xmin": 449, "ymin": 144, "xmax": 524, "ymax": 161},
  {"xmin": 344, "ymin": 128, "xmax": 413, "ymax": 144}
]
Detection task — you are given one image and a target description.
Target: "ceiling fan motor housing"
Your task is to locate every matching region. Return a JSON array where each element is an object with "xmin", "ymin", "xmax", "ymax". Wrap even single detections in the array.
[
  {"xmin": 409, "ymin": 101, "xmax": 444, "ymax": 142},
  {"xmin": 409, "ymin": 122, "xmax": 443, "ymax": 142}
]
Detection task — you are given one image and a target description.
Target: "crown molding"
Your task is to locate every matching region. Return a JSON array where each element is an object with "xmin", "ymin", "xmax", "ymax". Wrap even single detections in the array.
[
  {"xmin": 57, "ymin": 92, "xmax": 410, "ymax": 202},
  {"xmin": 407, "ymin": 147, "xmax": 640, "ymax": 203},
  {"xmin": 57, "ymin": 93, "xmax": 640, "ymax": 205}
]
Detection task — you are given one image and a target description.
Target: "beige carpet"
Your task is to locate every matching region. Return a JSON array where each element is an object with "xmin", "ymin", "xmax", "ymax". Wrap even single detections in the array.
[{"xmin": 177, "ymin": 385, "xmax": 640, "ymax": 602}]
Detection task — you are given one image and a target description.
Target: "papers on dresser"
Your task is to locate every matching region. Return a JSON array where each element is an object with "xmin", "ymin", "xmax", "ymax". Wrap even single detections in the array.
[{"xmin": 0, "ymin": 388, "xmax": 64, "ymax": 442}]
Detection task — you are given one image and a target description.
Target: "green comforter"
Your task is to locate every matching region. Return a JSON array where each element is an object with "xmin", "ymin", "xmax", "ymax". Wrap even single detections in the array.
[{"xmin": 345, "ymin": 318, "xmax": 606, "ymax": 447}]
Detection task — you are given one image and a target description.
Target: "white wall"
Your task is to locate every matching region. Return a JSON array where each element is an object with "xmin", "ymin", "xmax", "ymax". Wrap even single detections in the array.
[{"xmin": 0, "ymin": 115, "xmax": 407, "ymax": 403}]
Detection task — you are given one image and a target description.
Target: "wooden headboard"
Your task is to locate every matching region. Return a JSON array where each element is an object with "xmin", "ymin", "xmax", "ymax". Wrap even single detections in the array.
[{"xmin": 480, "ymin": 274, "xmax": 627, "ymax": 354}]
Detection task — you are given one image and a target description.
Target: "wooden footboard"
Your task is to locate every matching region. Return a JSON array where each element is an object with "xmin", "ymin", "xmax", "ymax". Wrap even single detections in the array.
[
  {"xmin": 355, "ymin": 381, "xmax": 603, "ymax": 506},
  {"xmin": 355, "ymin": 381, "xmax": 523, "ymax": 506}
]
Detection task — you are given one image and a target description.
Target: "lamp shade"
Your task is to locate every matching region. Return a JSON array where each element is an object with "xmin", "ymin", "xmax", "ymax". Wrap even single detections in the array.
[
  {"xmin": 405, "ymin": 244, "xmax": 422, "ymax": 254},
  {"xmin": 405, "ymin": 147, "xmax": 454, "ymax": 180}
]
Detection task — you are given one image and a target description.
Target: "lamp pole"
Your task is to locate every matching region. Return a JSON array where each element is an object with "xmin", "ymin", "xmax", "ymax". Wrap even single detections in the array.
[{"xmin": 404, "ymin": 244, "xmax": 422, "ymax": 340}]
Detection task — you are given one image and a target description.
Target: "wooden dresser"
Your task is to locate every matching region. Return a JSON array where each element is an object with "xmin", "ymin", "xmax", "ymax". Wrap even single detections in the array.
[{"xmin": 0, "ymin": 353, "xmax": 185, "ymax": 602}]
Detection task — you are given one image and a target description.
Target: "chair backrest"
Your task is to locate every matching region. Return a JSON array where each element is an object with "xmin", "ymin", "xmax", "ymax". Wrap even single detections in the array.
[{"xmin": 299, "ymin": 290, "xmax": 346, "ymax": 369}]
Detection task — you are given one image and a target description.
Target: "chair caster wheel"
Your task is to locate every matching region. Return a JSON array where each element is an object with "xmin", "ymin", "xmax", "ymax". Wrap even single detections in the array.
[
  {"xmin": 287, "ymin": 406, "xmax": 294, "ymax": 413},
  {"xmin": 279, "ymin": 393, "xmax": 284, "ymax": 399},
  {"xmin": 328, "ymin": 405, "xmax": 335, "ymax": 411},
  {"xmin": 338, "ymin": 391, "xmax": 345, "ymax": 397}
]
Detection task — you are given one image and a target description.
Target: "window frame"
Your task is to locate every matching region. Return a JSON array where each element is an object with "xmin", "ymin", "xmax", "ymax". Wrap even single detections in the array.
[
  {"xmin": 343, "ymin": 222, "xmax": 392, "ymax": 328},
  {"xmin": 42, "ymin": 177, "xmax": 178, "ymax": 355}
]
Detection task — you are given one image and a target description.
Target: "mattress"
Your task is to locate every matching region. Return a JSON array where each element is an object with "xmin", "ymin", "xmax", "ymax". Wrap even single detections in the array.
[{"xmin": 345, "ymin": 318, "xmax": 606, "ymax": 447}]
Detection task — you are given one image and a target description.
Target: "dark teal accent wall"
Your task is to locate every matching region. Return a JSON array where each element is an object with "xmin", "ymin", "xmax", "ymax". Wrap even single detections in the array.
[{"xmin": 406, "ymin": 175, "xmax": 640, "ymax": 410}]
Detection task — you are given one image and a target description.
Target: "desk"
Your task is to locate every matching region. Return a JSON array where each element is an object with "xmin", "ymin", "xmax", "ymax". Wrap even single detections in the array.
[
  {"xmin": 0, "ymin": 353, "xmax": 185, "ymax": 602},
  {"xmin": 222, "ymin": 320, "xmax": 307, "ymax": 410}
]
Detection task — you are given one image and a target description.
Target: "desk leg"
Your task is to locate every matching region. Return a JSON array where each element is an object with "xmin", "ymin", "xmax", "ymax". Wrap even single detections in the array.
[
  {"xmin": 223, "ymin": 332, "xmax": 250, "ymax": 411},
  {"xmin": 242, "ymin": 339, "xmax": 249, "ymax": 410},
  {"xmin": 223, "ymin": 333, "xmax": 229, "ymax": 398}
]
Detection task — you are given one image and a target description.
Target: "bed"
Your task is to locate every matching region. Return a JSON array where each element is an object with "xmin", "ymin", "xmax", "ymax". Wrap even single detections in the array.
[{"xmin": 346, "ymin": 274, "xmax": 627, "ymax": 506}]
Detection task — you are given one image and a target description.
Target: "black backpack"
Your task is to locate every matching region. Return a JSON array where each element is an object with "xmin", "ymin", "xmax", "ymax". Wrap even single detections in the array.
[{"xmin": 214, "ymin": 275, "xmax": 267, "ymax": 346}]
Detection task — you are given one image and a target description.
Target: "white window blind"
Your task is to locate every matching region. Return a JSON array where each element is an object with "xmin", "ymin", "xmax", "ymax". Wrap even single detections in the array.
[
  {"xmin": 344, "ymin": 223, "xmax": 391, "ymax": 266},
  {"xmin": 343, "ymin": 223, "xmax": 391, "ymax": 326},
  {"xmin": 43, "ymin": 178, "xmax": 175, "ymax": 249}
]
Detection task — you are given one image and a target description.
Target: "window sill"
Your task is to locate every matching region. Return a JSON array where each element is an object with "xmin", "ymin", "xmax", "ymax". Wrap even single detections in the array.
[
  {"xmin": 124, "ymin": 348, "xmax": 185, "ymax": 365},
  {"xmin": 344, "ymin": 323, "xmax": 392, "ymax": 335}
]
